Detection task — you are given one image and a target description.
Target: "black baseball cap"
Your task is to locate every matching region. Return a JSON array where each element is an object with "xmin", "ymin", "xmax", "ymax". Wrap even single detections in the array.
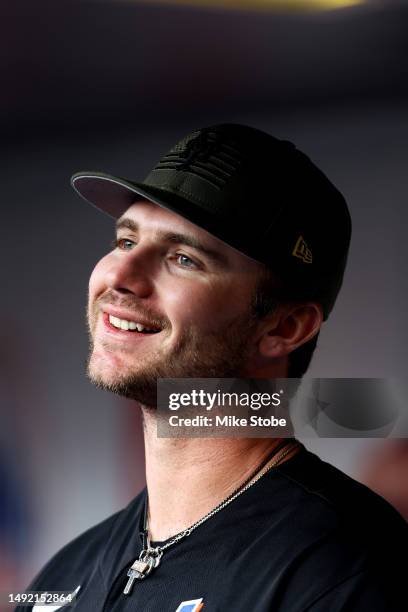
[{"xmin": 71, "ymin": 123, "xmax": 351, "ymax": 320}]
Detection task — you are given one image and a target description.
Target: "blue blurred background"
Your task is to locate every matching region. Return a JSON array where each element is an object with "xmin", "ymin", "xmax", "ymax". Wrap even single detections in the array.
[{"xmin": 2, "ymin": 0, "xmax": 408, "ymax": 600}]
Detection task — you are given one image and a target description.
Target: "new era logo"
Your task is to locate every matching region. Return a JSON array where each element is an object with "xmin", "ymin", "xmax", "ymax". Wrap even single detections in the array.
[
  {"xmin": 175, "ymin": 598, "xmax": 204, "ymax": 612},
  {"xmin": 292, "ymin": 235, "xmax": 312, "ymax": 263}
]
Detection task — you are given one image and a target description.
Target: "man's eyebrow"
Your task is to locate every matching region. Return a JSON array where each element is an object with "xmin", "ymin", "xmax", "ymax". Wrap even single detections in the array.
[
  {"xmin": 115, "ymin": 217, "xmax": 228, "ymax": 266},
  {"xmin": 116, "ymin": 217, "xmax": 138, "ymax": 232}
]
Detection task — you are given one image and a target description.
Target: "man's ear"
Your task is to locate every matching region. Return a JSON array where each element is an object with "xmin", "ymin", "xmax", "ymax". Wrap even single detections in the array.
[{"xmin": 257, "ymin": 302, "xmax": 323, "ymax": 359}]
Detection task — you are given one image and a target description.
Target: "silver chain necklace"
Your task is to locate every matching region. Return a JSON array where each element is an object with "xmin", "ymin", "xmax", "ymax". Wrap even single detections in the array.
[{"xmin": 123, "ymin": 439, "xmax": 300, "ymax": 595}]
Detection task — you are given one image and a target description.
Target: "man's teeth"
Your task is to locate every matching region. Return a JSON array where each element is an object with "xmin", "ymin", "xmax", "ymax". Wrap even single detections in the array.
[{"xmin": 108, "ymin": 315, "xmax": 158, "ymax": 333}]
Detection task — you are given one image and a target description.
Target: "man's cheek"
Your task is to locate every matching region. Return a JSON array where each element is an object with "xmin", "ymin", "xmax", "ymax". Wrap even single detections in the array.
[
  {"xmin": 182, "ymin": 288, "xmax": 239, "ymax": 328},
  {"xmin": 166, "ymin": 292, "xmax": 211, "ymax": 329}
]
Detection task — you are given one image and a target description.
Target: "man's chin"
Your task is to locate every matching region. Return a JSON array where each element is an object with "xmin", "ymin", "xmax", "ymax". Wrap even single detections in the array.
[{"xmin": 87, "ymin": 356, "xmax": 158, "ymax": 406}]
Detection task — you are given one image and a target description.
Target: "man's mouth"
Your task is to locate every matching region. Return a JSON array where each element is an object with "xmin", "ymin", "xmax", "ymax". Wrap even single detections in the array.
[{"xmin": 106, "ymin": 313, "xmax": 161, "ymax": 334}]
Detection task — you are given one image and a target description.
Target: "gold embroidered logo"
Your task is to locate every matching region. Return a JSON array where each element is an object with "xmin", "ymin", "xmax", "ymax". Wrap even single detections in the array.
[{"xmin": 292, "ymin": 235, "xmax": 313, "ymax": 263}]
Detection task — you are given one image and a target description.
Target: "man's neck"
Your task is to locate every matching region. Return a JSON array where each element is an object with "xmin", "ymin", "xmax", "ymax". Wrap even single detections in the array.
[{"xmin": 141, "ymin": 409, "xmax": 299, "ymax": 542}]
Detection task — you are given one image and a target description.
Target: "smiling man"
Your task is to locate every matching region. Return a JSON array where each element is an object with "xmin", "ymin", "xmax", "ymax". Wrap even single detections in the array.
[
  {"xmin": 19, "ymin": 124, "xmax": 407, "ymax": 612},
  {"xmin": 88, "ymin": 202, "xmax": 271, "ymax": 401},
  {"xmin": 87, "ymin": 200, "xmax": 312, "ymax": 408}
]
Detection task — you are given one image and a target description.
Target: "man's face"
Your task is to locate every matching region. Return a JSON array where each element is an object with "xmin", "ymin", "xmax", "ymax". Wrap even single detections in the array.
[{"xmin": 87, "ymin": 200, "xmax": 264, "ymax": 405}]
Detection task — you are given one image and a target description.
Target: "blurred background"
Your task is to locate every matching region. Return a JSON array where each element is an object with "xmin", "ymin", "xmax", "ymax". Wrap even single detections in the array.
[{"xmin": 2, "ymin": 0, "xmax": 408, "ymax": 600}]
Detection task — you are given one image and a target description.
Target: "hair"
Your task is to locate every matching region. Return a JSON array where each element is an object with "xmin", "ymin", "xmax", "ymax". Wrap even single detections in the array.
[{"xmin": 251, "ymin": 266, "xmax": 320, "ymax": 378}]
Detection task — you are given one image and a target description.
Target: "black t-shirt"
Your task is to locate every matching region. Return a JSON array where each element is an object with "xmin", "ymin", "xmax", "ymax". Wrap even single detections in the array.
[{"xmin": 18, "ymin": 444, "xmax": 407, "ymax": 611}]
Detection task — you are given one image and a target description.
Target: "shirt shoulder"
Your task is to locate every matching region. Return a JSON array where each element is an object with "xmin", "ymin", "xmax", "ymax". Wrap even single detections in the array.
[
  {"xmin": 267, "ymin": 446, "xmax": 407, "ymax": 610},
  {"xmin": 276, "ymin": 445, "xmax": 407, "ymax": 534}
]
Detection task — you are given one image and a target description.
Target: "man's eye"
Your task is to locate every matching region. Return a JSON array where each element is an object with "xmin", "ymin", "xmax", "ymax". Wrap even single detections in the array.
[
  {"xmin": 113, "ymin": 238, "xmax": 135, "ymax": 250},
  {"xmin": 176, "ymin": 253, "xmax": 197, "ymax": 268}
]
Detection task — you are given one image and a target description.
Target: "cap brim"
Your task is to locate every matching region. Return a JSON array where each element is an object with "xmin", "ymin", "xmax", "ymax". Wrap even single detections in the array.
[
  {"xmin": 71, "ymin": 171, "xmax": 179, "ymax": 219},
  {"xmin": 71, "ymin": 170, "xmax": 232, "ymax": 243},
  {"xmin": 72, "ymin": 171, "xmax": 253, "ymax": 255}
]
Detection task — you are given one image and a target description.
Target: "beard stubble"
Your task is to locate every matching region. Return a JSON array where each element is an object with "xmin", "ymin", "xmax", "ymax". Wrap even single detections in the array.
[{"xmin": 87, "ymin": 292, "xmax": 258, "ymax": 407}]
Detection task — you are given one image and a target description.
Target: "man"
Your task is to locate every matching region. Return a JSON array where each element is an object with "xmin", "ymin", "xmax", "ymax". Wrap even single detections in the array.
[{"xmin": 19, "ymin": 124, "xmax": 407, "ymax": 611}]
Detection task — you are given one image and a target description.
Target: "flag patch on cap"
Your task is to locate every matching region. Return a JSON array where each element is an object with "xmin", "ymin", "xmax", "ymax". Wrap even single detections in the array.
[
  {"xmin": 292, "ymin": 235, "xmax": 313, "ymax": 263},
  {"xmin": 175, "ymin": 598, "xmax": 204, "ymax": 611}
]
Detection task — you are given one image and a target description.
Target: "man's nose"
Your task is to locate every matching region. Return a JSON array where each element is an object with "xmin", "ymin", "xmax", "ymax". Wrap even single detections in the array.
[{"xmin": 104, "ymin": 245, "xmax": 155, "ymax": 297}]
